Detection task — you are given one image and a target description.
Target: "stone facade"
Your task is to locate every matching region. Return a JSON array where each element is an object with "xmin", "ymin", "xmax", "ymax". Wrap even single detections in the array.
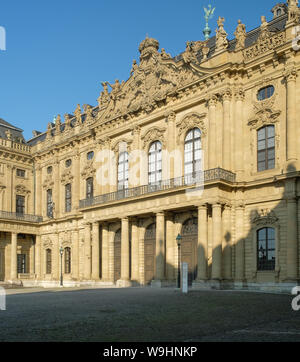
[{"xmin": 0, "ymin": 1, "xmax": 300, "ymax": 291}]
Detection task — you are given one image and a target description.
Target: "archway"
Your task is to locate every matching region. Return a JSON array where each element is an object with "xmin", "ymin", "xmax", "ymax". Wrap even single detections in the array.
[
  {"xmin": 144, "ymin": 223, "xmax": 156, "ymax": 285},
  {"xmin": 181, "ymin": 218, "xmax": 198, "ymax": 286}
]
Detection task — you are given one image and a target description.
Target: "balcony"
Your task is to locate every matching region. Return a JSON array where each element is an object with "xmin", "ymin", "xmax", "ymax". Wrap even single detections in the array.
[
  {"xmin": 79, "ymin": 168, "xmax": 236, "ymax": 209},
  {"xmin": 0, "ymin": 211, "xmax": 43, "ymax": 223}
]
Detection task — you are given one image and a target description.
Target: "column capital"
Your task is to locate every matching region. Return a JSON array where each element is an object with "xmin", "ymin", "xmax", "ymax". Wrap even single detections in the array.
[
  {"xmin": 156, "ymin": 211, "xmax": 165, "ymax": 217},
  {"xmin": 197, "ymin": 203, "xmax": 208, "ymax": 210}
]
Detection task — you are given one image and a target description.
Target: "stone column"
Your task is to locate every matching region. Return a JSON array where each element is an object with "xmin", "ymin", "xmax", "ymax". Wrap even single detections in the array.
[
  {"xmin": 53, "ymin": 158, "xmax": 60, "ymax": 217},
  {"xmin": 29, "ymin": 240, "xmax": 34, "ymax": 275},
  {"xmin": 101, "ymin": 222, "xmax": 109, "ymax": 281},
  {"xmin": 165, "ymin": 214, "xmax": 175, "ymax": 281},
  {"xmin": 72, "ymin": 228, "xmax": 79, "ymax": 280},
  {"xmin": 74, "ymin": 152, "xmax": 81, "ymax": 209},
  {"xmin": 234, "ymin": 89, "xmax": 245, "ymax": 178},
  {"xmin": 84, "ymin": 223, "xmax": 91, "ymax": 280},
  {"xmin": 53, "ymin": 232, "xmax": 60, "ymax": 280},
  {"xmin": 35, "ymin": 166, "xmax": 42, "ymax": 216},
  {"xmin": 286, "ymin": 198, "xmax": 298, "ymax": 280},
  {"xmin": 285, "ymin": 69, "xmax": 297, "ymax": 164},
  {"xmin": 222, "ymin": 89, "xmax": 232, "ymax": 170},
  {"xmin": 35, "ymin": 235, "xmax": 41, "ymax": 279},
  {"xmin": 195, "ymin": 204, "xmax": 208, "ymax": 281},
  {"xmin": 212, "ymin": 203, "xmax": 222, "ymax": 281},
  {"xmin": 208, "ymin": 95, "xmax": 218, "ymax": 169},
  {"xmin": 235, "ymin": 204, "xmax": 245, "ymax": 282},
  {"xmin": 152, "ymin": 212, "xmax": 165, "ymax": 287},
  {"xmin": 222, "ymin": 205, "xmax": 232, "ymax": 280},
  {"xmin": 166, "ymin": 111, "xmax": 176, "ymax": 180},
  {"xmin": 117, "ymin": 218, "xmax": 131, "ymax": 287},
  {"xmin": 10, "ymin": 232, "xmax": 17, "ymax": 281},
  {"xmin": 92, "ymin": 222, "xmax": 100, "ymax": 281},
  {"xmin": 138, "ymin": 222, "xmax": 146, "ymax": 285},
  {"xmin": 131, "ymin": 219, "xmax": 139, "ymax": 283}
]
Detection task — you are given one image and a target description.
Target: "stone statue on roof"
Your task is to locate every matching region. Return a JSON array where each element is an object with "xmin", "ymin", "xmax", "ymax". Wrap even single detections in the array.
[{"xmin": 234, "ymin": 20, "xmax": 246, "ymax": 51}]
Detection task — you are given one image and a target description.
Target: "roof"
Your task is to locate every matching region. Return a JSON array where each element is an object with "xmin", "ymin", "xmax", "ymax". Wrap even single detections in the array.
[{"xmin": 0, "ymin": 118, "xmax": 25, "ymax": 143}]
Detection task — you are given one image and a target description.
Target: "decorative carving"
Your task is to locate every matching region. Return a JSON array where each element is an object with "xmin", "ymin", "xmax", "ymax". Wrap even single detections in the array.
[
  {"xmin": 112, "ymin": 139, "xmax": 133, "ymax": 154},
  {"xmin": 43, "ymin": 238, "xmax": 53, "ymax": 249},
  {"xmin": 234, "ymin": 20, "xmax": 246, "ymax": 51},
  {"xmin": 221, "ymin": 88, "xmax": 232, "ymax": 102},
  {"xmin": 234, "ymin": 88, "xmax": 245, "ymax": 101},
  {"xmin": 160, "ymin": 48, "xmax": 171, "ymax": 60},
  {"xmin": 43, "ymin": 174, "xmax": 54, "ymax": 190},
  {"xmin": 55, "ymin": 115, "xmax": 61, "ymax": 135},
  {"xmin": 61, "ymin": 169, "xmax": 74, "ymax": 185},
  {"xmin": 97, "ymin": 82, "xmax": 110, "ymax": 108},
  {"xmin": 84, "ymin": 105, "xmax": 95, "ymax": 127},
  {"xmin": 284, "ymin": 67, "xmax": 297, "ymax": 82},
  {"xmin": 182, "ymin": 41, "xmax": 198, "ymax": 64},
  {"xmin": 248, "ymin": 94, "xmax": 281, "ymax": 130},
  {"xmin": 141, "ymin": 127, "xmax": 166, "ymax": 149},
  {"xmin": 74, "ymin": 104, "xmax": 82, "ymax": 124},
  {"xmin": 252, "ymin": 209, "xmax": 278, "ymax": 226},
  {"xmin": 215, "ymin": 17, "xmax": 228, "ymax": 53},
  {"xmin": 81, "ymin": 162, "xmax": 96, "ymax": 178},
  {"xmin": 15, "ymin": 184, "xmax": 30, "ymax": 195},
  {"xmin": 177, "ymin": 112, "xmax": 207, "ymax": 138},
  {"xmin": 287, "ymin": 0, "xmax": 300, "ymax": 24}
]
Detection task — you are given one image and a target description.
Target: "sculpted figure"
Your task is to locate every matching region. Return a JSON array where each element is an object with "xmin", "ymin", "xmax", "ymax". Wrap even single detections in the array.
[
  {"xmin": 98, "ymin": 82, "xmax": 110, "ymax": 107},
  {"xmin": 74, "ymin": 104, "xmax": 82, "ymax": 124},
  {"xmin": 215, "ymin": 16, "xmax": 228, "ymax": 52},
  {"xmin": 287, "ymin": 0, "xmax": 300, "ymax": 22},
  {"xmin": 160, "ymin": 48, "xmax": 171, "ymax": 59},
  {"xmin": 182, "ymin": 41, "xmax": 197, "ymax": 63},
  {"xmin": 130, "ymin": 60, "xmax": 138, "ymax": 76},
  {"xmin": 234, "ymin": 20, "xmax": 246, "ymax": 51}
]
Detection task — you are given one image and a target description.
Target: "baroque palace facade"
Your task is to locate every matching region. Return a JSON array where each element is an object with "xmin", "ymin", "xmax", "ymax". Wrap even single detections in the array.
[{"xmin": 0, "ymin": 1, "xmax": 300, "ymax": 291}]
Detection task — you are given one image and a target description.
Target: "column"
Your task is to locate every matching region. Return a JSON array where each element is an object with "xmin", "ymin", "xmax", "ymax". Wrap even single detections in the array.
[
  {"xmin": 285, "ymin": 69, "xmax": 297, "ymax": 163},
  {"xmin": 84, "ymin": 223, "xmax": 91, "ymax": 280},
  {"xmin": 73, "ymin": 152, "xmax": 81, "ymax": 209},
  {"xmin": 235, "ymin": 204, "xmax": 245, "ymax": 281},
  {"xmin": 165, "ymin": 214, "xmax": 175, "ymax": 281},
  {"xmin": 153, "ymin": 212, "xmax": 165, "ymax": 285},
  {"xmin": 287, "ymin": 198, "xmax": 298, "ymax": 280},
  {"xmin": 72, "ymin": 228, "xmax": 79, "ymax": 280},
  {"xmin": 138, "ymin": 222, "xmax": 146, "ymax": 285},
  {"xmin": 196, "ymin": 204, "xmax": 208, "ymax": 281},
  {"xmin": 35, "ymin": 235, "xmax": 41, "ymax": 279},
  {"xmin": 118, "ymin": 218, "xmax": 131, "ymax": 287},
  {"xmin": 234, "ymin": 89, "xmax": 245, "ymax": 178},
  {"xmin": 35, "ymin": 166, "xmax": 42, "ymax": 216},
  {"xmin": 208, "ymin": 96, "xmax": 217, "ymax": 169},
  {"xmin": 131, "ymin": 219, "xmax": 139, "ymax": 283},
  {"xmin": 212, "ymin": 203, "xmax": 222, "ymax": 280},
  {"xmin": 10, "ymin": 233, "xmax": 17, "ymax": 280},
  {"xmin": 222, "ymin": 90, "xmax": 232, "ymax": 170},
  {"xmin": 222, "ymin": 205, "xmax": 232, "ymax": 280},
  {"xmin": 29, "ymin": 240, "xmax": 34, "ymax": 275},
  {"xmin": 101, "ymin": 222, "xmax": 109, "ymax": 281},
  {"xmin": 92, "ymin": 222, "xmax": 100, "ymax": 280},
  {"xmin": 53, "ymin": 232, "xmax": 59, "ymax": 280},
  {"xmin": 53, "ymin": 158, "xmax": 60, "ymax": 218}
]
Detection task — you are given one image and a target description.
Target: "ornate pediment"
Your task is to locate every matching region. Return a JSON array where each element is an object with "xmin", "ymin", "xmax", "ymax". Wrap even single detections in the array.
[
  {"xmin": 81, "ymin": 161, "xmax": 96, "ymax": 179},
  {"xmin": 252, "ymin": 209, "xmax": 278, "ymax": 226},
  {"xmin": 15, "ymin": 184, "xmax": 30, "ymax": 195},
  {"xmin": 177, "ymin": 112, "xmax": 207, "ymax": 138},
  {"xmin": 141, "ymin": 127, "xmax": 166, "ymax": 149},
  {"xmin": 98, "ymin": 37, "xmax": 206, "ymax": 121},
  {"xmin": 112, "ymin": 139, "xmax": 133, "ymax": 154},
  {"xmin": 43, "ymin": 174, "xmax": 54, "ymax": 190},
  {"xmin": 61, "ymin": 169, "xmax": 74, "ymax": 185},
  {"xmin": 248, "ymin": 96, "xmax": 281, "ymax": 130}
]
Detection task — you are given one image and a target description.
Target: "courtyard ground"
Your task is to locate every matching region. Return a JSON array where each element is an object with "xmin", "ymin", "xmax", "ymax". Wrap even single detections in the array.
[{"xmin": 0, "ymin": 287, "xmax": 299, "ymax": 342}]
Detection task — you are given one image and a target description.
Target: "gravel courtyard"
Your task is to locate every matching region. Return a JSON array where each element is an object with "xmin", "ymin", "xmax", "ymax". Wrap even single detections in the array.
[{"xmin": 0, "ymin": 287, "xmax": 299, "ymax": 342}]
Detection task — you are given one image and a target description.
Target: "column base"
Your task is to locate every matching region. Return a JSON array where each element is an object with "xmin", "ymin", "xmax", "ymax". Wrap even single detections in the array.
[{"xmin": 116, "ymin": 279, "xmax": 132, "ymax": 288}]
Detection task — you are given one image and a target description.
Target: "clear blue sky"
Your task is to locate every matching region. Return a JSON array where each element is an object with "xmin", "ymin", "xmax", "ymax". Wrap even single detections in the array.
[{"xmin": 0, "ymin": 0, "xmax": 279, "ymax": 140}]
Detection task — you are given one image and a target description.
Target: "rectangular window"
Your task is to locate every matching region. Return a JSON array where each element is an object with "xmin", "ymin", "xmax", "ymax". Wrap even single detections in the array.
[
  {"xmin": 47, "ymin": 189, "xmax": 53, "ymax": 218},
  {"xmin": 17, "ymin": 254, "xmax": 26, "ymax": 274},
  {"xmin": 16, "ymin": 169, "xmax": 25, "ymax": 178},
  {"xmin": 86, "ymin": 178, "xmax": 94, "ymax": 199},
  {"xmin": 257, "ymin": 126, "xmax": 275, "ymax": 172},
  {"xmin": 16, "ymin": 195, "xmax": 25, "ymax": 215},
  {"xmin": 257, "ymin": 228, "xmax": 276, "ymax": 271},
  {"xmin": 65, "ymin": 184, "xmax": 72, "ymax": 212},
  {"xmin": 46, "ymin": 249, "xmax": 52, "ymax": 274}
]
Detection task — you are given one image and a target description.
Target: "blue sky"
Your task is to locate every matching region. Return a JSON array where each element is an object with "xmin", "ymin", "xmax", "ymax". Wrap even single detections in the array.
[{"xmin": 0, "ymin": 0, "xmax": 280, "ymax": 140}]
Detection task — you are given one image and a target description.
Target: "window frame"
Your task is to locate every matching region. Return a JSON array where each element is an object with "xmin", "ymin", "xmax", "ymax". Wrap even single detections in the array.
[
  {"xmin": 117, "ymin": 152, "xmax": 129, "ymax": 191},
  {"xmin": 64, "ymin": 247, "xmax": 71, "ymax": 274},
  {"xmin": 86, "ymin": 177, "xmax": 94, "ymax": 199},
  {"xmin": 257, "ymin": 86, "xmax": 275, "ymax": 101},
  {"xmin": 47, "ymin": 189, "xmax": 53, "ymax": 218},
  {"xmin": 257, "ymin": 227, "xmax": 276, "ymax": 271},
  {"xmin": 65, "ymin": 183, "xmax": 72, "ymax": 213},
  {"xmin": 257, "ymin": 125, "xmax": 275, "ymax": 172},
  {"xmin": 16, "ymin": 169, "xmax": 26, "ymax": 178},
  {"xmin": 16, "ymin": 195, "xmax": 25, "ymax": 215},
  {"xmin": 148, "ymin": 141, "xmax": 162, "ymax": 186},
  {"xmin": 46, "ymin": 249, "xmax": 52, "ymax": 274},
  {"xmin": 184, "ymin": 128, "xmax": 202, "ymax": 180}
]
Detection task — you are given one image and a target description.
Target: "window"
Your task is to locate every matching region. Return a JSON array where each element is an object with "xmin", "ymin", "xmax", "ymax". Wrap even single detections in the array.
[
  {"xmin": 257, "ymin": 86, "xmax": 275, "ymax": 101},
  {"xmin": 184, "ymin": 128, "xmax": 202, "ymax": 181},
  {"xmin": 276, "ymin": 9, "xmax": 282, "ymax": 16},
  {"xmin": 257, "ymin": 125, "xmax": 275, "ymax": 171},
  {"xmin": 47, "ymin": 166, "xmax": 53, "ymax": 174},
  {"xmin": 257, "ymin": 228, "xmax": 275, "ymax": 271},
  {"xmin": 65, "ymin": 159, "xmax": 72, "ymax": 168},
  {"xmin": 16, "ymin": 169, "xmax": 25, "ymax": 178},
  {"xmin": 148, "ymin": 141, "xmax": 162, "ymax": 185},
  {"xmin": 86, "ymin": 177, "xmax": 94, "ymax": 199},
  {"xmin": 46, "ymin": 249, "xmax": 52, "ymax": 274},
  {"xmin": 64, "ymin": 247, "xmax": 71, "ymax": 274},
  {"xmin": 65, "ymin": 184, "xmax": 72, "ymax": 212},
  {"xmin": 16, "ymin": 195, "xmax": 25, "ymax": 215},
  {"xmin": 87, "ymin": 151, "xmax": 94, "ymax": 160},
  {"xmin": 17, "ymin": 254, "xmax": 26, "ymax": 274},
  {"xmin": 118, "ymin": 152, "xmax": 129, "ymax": 190},
  {"xmin": 47, "ymin": 189, "xmax": 53, "ymax": 218}
]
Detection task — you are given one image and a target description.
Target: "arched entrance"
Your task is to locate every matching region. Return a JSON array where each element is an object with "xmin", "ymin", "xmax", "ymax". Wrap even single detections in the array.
[
  {"xmin": 181, "ymin": 218, "xmax": 198, "ymax": 286},
  {"xmin": 144, "ymin": 223, "xmax": 156, "ymax": 285},
  {"xmin": 114, "ymin": 229, "xmax": 121, "ymax": 282}
]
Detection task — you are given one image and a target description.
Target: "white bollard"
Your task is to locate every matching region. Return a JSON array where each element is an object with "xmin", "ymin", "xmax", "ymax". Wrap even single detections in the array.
[
  {"xmin": 181, "ymin": 262, "xmax": 188, "ymax": 294},
  {"xmin": 0, "ymin": 286, "xmax": 6, "ymax": 310}
]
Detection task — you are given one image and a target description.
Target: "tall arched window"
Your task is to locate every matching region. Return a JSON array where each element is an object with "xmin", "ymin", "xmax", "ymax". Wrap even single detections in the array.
[
  {"xmin": 118, "ymin": 152, "xmax": 129, "ymax": 190},
  {"xmin": 257, "ymin": 125, "xmax": 275, "ymax": 172},
  {"xmin": 257, "ymin": 227, "xmax": 275, "ymax": 271},
  {"xmin": 64, "ymin": 247, "xmax": 71, "ymax": 274},
  {"xmin": 46, "ymin": 249, "xmax": 52, "ymax": 274},
  {"xmin": 148, "ymin": 141, "xmax": 162, "ymax": 185},
  {"xmin": 184, "ymin": 128, "xmax": 202, "ymax": 179}
]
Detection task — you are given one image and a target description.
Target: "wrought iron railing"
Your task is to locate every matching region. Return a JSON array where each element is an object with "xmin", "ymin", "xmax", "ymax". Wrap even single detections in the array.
[
  {"xmin": 79, "ymin": 168, "xmax": 236, "ymax": 209},
  {"xmin": 0, "ymin": 211, "xmax": 43, "ymax": 223}
]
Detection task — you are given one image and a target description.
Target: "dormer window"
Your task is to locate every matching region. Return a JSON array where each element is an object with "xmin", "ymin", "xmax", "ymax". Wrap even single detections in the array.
[
  {"xmin": 271, "ymin": 4, "xmax": 287, "ymax": 19},
  {"xmin": 276, "ymin": 9, "xmax": 282, "ymax": 16}
]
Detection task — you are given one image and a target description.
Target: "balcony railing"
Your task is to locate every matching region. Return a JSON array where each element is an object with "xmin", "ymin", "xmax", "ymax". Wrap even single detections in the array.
[
  {"xmin": 0, "ymin": 211, "xmax": 43, "ymax": 223},
  {"xmin": 79, "ymin": 168, "xmax": 236, "ymax": 209}
]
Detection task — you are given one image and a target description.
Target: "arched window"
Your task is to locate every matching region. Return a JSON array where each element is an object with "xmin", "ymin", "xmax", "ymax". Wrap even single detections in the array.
[
  {"xmin": 257, "ymin": 227, "xmax": 275, "ymax": 271},
  {"xmin": 184, "ymin": 128, "xmax": 202, "ymax": 179},
  {"xmin": 257, "ymin": 125, "xmax": 275, "ymax": 171},
  {"xmin": 46, "ymin": 249, "xmax": 52, "ymax": 274},
  {"xmin": 64, "ymin": 247, "xmax": 71, "ymax": 274},
  {"xmin": 148, "ymin": 141, "xmax": 162, "ymax": 185},
  {"xmin": 257, "ymin": 86, "xmax": 275, "ymax": 101},
  {"xmin": 118, "ymin": 152, "xmax": 129, "ymax": 190},
  {"xmin": 65, "ymin": 184, "xmax": 72, "ymax": 212},
  {"xmin": 86, "ymin": 177, "xmax": 93, "ymax": 199}
]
